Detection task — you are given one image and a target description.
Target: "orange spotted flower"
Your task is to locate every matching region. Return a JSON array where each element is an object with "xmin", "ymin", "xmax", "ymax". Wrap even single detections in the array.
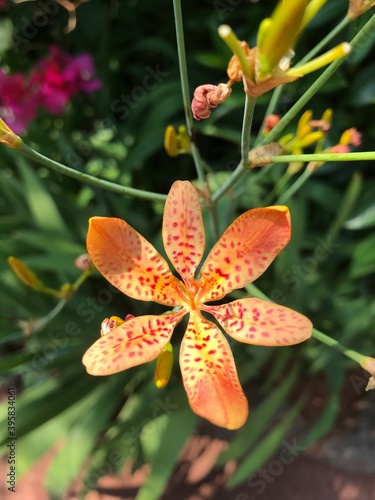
[{"xmin": 82, "ymin": 181, "xmax": 312, "ymax": 429}]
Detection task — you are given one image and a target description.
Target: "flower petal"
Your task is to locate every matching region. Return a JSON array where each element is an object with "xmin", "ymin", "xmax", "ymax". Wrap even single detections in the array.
[
  {"xmin": 180, "ymin": 313, "xmax": 248, "ymax": 430},
  {"xmin": 163, "ymin": 181, "xmax": 205, "ymax": 285},
  {"xmin": 87, "ymin": 217, "xmax": 181, "ymax": 306},
  {"xmin": 204, "ymin": 298, "xmax": 312, "ymax": 346},
  {"xmin": 82, "ymin": 311, "xmax": 185, "ymax": 375},
  {"xmin": 198, "ymin": 206, "xmax": 291, "ymax": 302}
]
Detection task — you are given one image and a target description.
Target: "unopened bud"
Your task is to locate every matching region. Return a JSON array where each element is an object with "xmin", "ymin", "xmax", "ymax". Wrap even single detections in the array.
[{"xmin": 154, "ymin": 343, "xmax": 174, "ymax": 389}]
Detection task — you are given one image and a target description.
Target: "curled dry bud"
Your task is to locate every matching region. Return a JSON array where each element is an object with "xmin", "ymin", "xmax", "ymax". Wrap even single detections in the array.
[
  {"xmin": 249, "ymin": 143, "xmax": 284, "ymax": 167},
  {"xmin": 191, "ymin": 83, "xmax": 232, "ymax": 120}
]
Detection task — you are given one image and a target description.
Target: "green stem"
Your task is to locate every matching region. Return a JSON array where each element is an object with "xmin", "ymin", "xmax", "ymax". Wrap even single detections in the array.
[
  {"xmin": 19, "ymin": 143, "xmax": 166, "ymax": 202},
  {"xmin": 276, "ymin": 168, "xmax": 312, "ymax": 204},
  {"xmin": 259, "ymin": 12, "xmax": 375, "ymax": 148},
  {"xmin": 311, "ymin": 328, "xmax": 367, "ymax": 365},
  {"xmin": 263, "ymin": 169, "xmax": 291, "ymax": 205},
  {"xmin": 297, "ymin": 17, "xmax": 351, "ymax": 67},
  {"xmin": 211, "ymin": 95, "xmax": 257, "ymax": 203},
  {"xmin": 72, "ymin": 267, "xmax": 95, "ymax": 292},
  {"xmin": 172, "ymin": 0, "xmax": 206, "ymax": 185},
  {"xmin": 241, "ymin": 95, "xmax": 257, "ymax": 168},
  {"xmin": 272, "ymin": 152, "xmax": 375, "ymax": 163},
  {"xmin": 255, "ymin": 86, "xmax": 284, "ymax": 145}
]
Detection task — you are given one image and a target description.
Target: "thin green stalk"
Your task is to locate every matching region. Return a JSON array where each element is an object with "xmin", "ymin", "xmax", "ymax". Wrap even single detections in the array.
[
  {"xmin": 211, "ymin": 95, "xmax": 257, "ymax": 203},
  {"xmin": 19, "ymin": 143, "xmax": 166, "ymax": 202},
  {"xmin": 311, "ymin": 328, "xmax": 367, "ymax": 365},
  {"xmin": 172, "ymin": 0, "xmax": 205, "ymax": 185},
  {"xmin": 259, "ymin": 12, "xmax": 375, "ymax": 147},
  {"xmin": 263, "ymin": 169, "xmax": 292, "ymax": 205},
  {"xmin": 254, "ymin": 86, "xmax": 283, "ymax": 145},
  {"xmin": 276, "ymin": 168, "xmax": 312, "ymax": 204},
  {"xmin": 71, "ymin": 267, "xmax": 95, "ymax": 292},
  {"xmin": 241, "ymin": 95, "xmax": 257, "ymax": 168},
  {"xmin": 272, "ymin": 152, "xmax": 375, "ymax": 163},
  {"xmin": 297, "ymin": 17, "xmax": 351, "ymax": 66}
]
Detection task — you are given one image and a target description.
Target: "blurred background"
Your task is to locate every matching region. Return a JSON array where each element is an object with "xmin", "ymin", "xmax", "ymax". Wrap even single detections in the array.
[{"xmin": 0, "ymin": 0, "xmax": 375, "ymax": 499}]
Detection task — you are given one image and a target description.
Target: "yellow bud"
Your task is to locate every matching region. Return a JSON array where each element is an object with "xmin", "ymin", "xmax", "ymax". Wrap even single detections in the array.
[
  {"xmin": 288, "ymin": 43, "xmax": 351, "ymax": 77},
  {"xmin": 164, "ymin": 125, "xmax": 178, "ymax": 157},
  {"xmin": 8, "ymin": 257, "xmax": 44, "ymax": 290},
  {"xmin": 154, "ymin": 343, "xmax": 174, "ymax": 389},
  {"xmin": 0, "ymin": 118, "xmax": 23, "ymax": 149},
  {"xmin": 164, "ymin": 125, "xmax": 191, "ymax": 157},
  {"xmin": 300, "ymin": 0, "xmax": 328, "ymax": 31},
  {"xmin": 297, "ymin": 110, "xmax": 313, "ymax": 138},
  {"xmin": 257, "ymin": 0, "xmax": 310, "ymax": 77}
]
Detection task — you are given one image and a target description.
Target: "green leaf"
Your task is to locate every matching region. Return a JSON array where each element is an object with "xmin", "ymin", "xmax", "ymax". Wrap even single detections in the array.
[
  {"xmin": 349, "ymin": 62, "xmax": 375, "ymax": 106},
  {"xmin": 350, "ymin": 233, "xmax": 375, "ymax": 278},
  {"xmin": 0, "ymin": 371, "xmax": 98, "ymax": 444},
  {"xmin": 226, "ymin": 395, "xmax": 306, "ymax": 488},
  {"xmin": 345, "ymin": 202, "xmax": 375, "ymax": 230},
  {"xmin": 16, "ymin": 159, "xmax": 68, "ymax": 234},
  {"xmin": 46, "ymin": 378, "xmax": 126, "ymax": 500},
  {"xmin": 135, "ymin": 405, "xmax": 197, "ymax": 500}
]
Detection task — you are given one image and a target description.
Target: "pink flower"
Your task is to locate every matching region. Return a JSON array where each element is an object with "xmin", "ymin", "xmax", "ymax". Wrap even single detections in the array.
[
  {"xmin": 30, "ymin": 46, "xmax": 101, "ymax": 114},
  {"xmin": 0, "ymin": 70, "xmax": 38, "ymax": 134}
]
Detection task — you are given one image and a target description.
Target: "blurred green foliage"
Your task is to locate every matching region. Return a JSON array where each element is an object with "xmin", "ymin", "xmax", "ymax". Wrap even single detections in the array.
[{"xmin": 0, "ymin": 0, "xmax": 375, "ymax": 498}]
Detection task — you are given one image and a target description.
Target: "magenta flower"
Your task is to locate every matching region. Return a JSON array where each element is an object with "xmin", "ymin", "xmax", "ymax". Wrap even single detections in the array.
[
  {"xmin": 30, "ymin": 46, "xmax": 101, "ymax": 114},
  {"xmin": 0, "ymin": 70, "xmax": 38, "ymax": 134}
]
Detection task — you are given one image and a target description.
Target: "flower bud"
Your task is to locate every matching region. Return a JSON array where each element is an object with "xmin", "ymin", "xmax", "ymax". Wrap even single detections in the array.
[
  {"xmin": 154, "ymin": 343, "xmax": 174, "ymax": 389},
  {"xmin": 8, "ymin": 256, "xmax": 44, "ymax": 290}
]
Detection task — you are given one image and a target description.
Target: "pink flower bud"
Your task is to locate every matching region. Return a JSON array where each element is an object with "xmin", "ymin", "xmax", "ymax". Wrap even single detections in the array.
[
  {"xmin": 264, "ymin": 114, "xmax": 281, "ymax": 133},
  {"xmin": 191, "ymin": 83, "xmax": 232, "ymax": 120},
  {"xmin": 74, "ymin": 253, "xmax": 92, "ymax": 270}
]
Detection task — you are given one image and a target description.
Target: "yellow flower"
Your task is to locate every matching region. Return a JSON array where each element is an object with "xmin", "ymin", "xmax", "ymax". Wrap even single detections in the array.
[{"xmin": 217, "ymin": 1, "xmax": 350, "ymax": 98}]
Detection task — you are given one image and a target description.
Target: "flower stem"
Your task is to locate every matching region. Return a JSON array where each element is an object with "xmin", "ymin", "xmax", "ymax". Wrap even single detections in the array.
[
  {"xmin": 311, "ymin": 328, "xmax": 367, "ymax": 365},
  {"xmin": 276, "ymin": 168, "xmax": 312, "ymax": 204},
  {"xmin": 241, "ymin": 95, "xmax": 257, "ymax": 168},
  {"xmin": 272, "ymin": 152, "xmax": 375, "ymax": 163},
  {"xmin": 211, "ymin": 95, "xmax": 257, "ymax": 203},
  {"xmin": 172, "ymin": 0, "xmax": 206, "ymax": 186},
  {"xmin": 255, "ymin": 86, "xmax": 283, "ymax": 145},
  {"xmin": 19, "ymin": 143, "xmax": 166, "ymax": 202}
]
